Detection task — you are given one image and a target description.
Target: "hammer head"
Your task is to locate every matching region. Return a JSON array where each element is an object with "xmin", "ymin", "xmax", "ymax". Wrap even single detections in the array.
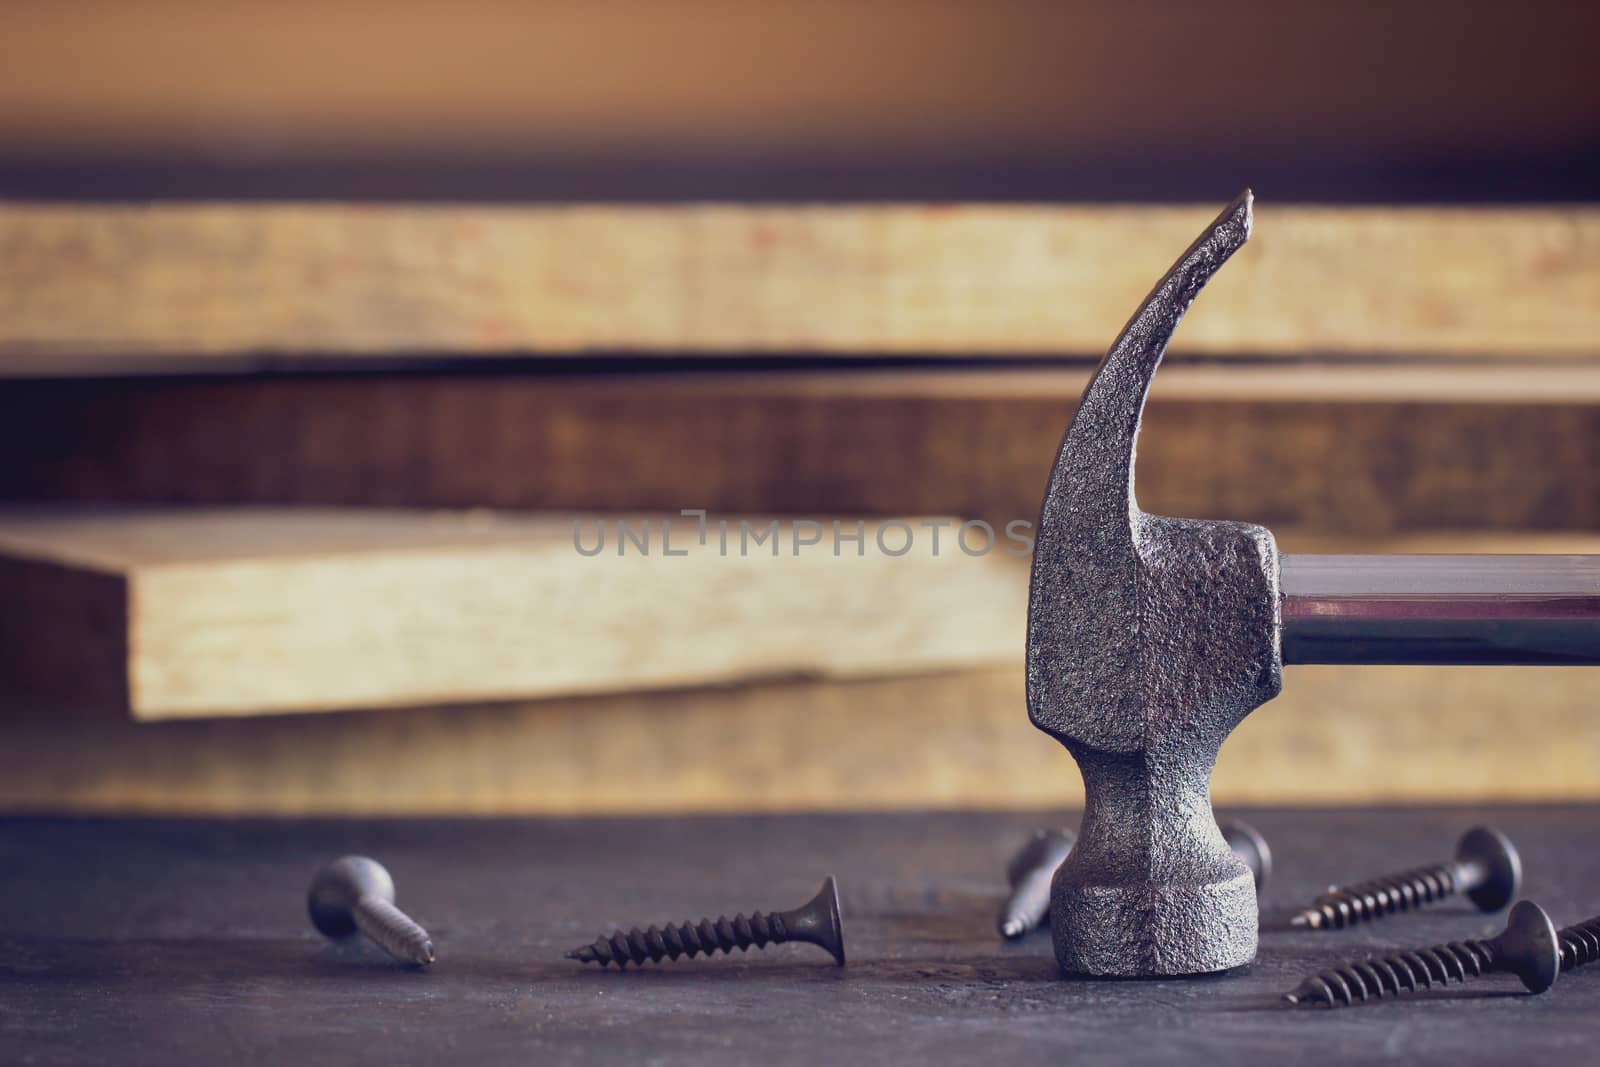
[{"xmin": 1026, "ymin": 191, "xmax": 1283, "ymax": 976}]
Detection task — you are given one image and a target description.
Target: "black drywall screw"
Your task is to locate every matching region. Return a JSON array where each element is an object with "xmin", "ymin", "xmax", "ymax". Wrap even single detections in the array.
[
  {"xmin": 998, "ymin": 819, "xmax": 1270, "ymax": 939},
  {"xmin": 1290, "ymin": 826, "xmax": 1520, "ymax": 931},
  {"xmin": 308, "ymin": 856, "xmax": 435, "ymax": 967},
  {"xmin": 1558, "ymin": 913, "xmax": 1600, "ymax": 971},
  {"xmin": 1284, "ymin": 900, "xmax": 1560, "ymax": 1008},
  {"xmin": 567, "ymin": 876, "xmax": 845, "ymax": 969}
]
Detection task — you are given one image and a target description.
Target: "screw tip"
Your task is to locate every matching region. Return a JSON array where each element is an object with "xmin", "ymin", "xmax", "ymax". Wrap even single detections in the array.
[
  {"xmin": 1000, "ymin": 918, "xmax": 1026, "ymax": 939},
  {"xmin": 415, "ymin": 939, "xmax": 435, "ymax": 967},
  {"xmin": 1288, "ymin": 912, "xmax": 1310, "ymax": 928},
  {"xmin": 1282, "ymin": 992, "xmax": 1300, "ymax": 1006}
]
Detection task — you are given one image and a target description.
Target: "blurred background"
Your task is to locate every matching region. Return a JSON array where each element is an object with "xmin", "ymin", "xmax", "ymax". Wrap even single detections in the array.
[{"xmin": 0, "ymin": 0, "xmax": 1596, "ymax": 815}]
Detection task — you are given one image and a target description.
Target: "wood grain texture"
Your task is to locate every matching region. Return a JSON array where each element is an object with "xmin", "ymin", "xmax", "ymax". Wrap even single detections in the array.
[
  {"xmin": 4, "ymin": 204, "xmax": 1598, "ymax": 370},
  {"xmin": 3, "ymin": 367, "xmax": 1595, "ymax": 535},
  {"xmin": 3, "ymin": 663, "xmax": 1598, "ymax": 814},
  {"xmin": 0, "ymin": 504, "xmax": 1592, "ymax": 728},
  {"xmin": 0, "ymin": 508, "xmax": 1027, "ymax": 719}
]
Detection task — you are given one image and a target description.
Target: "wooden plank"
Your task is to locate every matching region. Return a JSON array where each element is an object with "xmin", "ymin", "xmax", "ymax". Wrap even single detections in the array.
[
  {"xmin": 0, "ymin": 508, "xmax": 1028, "ymax": 720},
  {"xmin": 2, "ymin": 367, "xmax": 1595, "ymax": 535},
  {"xmin": 1, "ymin": 506, "xmax": 1592, "ymax": 724},
  {"xmin": 3, "ymin": 204, "xmax": 1598, "ymax": 371},
  {"xmin": 3, "ymin": 663, "xmax": 1597, "ymax": 814}
]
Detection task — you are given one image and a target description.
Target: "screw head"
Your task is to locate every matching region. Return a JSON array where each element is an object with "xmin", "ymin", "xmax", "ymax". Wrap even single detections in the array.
[
  {"xmin": 1456, "ymin": 826, "xmax": 1522, "ymax": 912},
  {"xmin": 1493, "ymin": 900, "xmax": 1560, "ymax": 994},
  {"xmin": 1006, "ymin": 829, "xmax": 1075, "ymax": 888},
  {"xmin": 1220, "ymin": 819, "xmax": 1272, "ymax": 892},
  {"xmin": 308, "ymin": 856, "xmax": 396, "ymax": 939},
  {"xmin": 784, "ymin": 875, "xmax": 846, "ymax": 966}
]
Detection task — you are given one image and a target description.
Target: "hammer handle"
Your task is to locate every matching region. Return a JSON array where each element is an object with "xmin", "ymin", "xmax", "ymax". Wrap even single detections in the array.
[{"xmin": 1281, "ymin": 554, "xmax": 1600, "ymax": 665}]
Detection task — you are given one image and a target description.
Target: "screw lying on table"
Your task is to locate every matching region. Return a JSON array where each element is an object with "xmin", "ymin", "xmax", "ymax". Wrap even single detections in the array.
[
  {"xmin": 1284, "ymin": 899, "xmax": 1559, "ymax": 1008},
  {"xmin": 1290, "ymin": 826, "xmax": 1520, "ymax": 930},
  {"xmin": 998, "ymin": 819, "xmax": 1270, "ymax": 940},
  {"xmin": 567, "ymin": 876, "xmax": 845, "ymax": 969},
  {"xmin": 308, "ymin": 856, "xmax": 435, "ymax": 967},
  {"xmin": 999, "ymin": 829, "xmax": 1076, "ymax": 939},
  {"xmin": 1222, "ymin": 819, "xmax": 1274, "ymax": 894}
]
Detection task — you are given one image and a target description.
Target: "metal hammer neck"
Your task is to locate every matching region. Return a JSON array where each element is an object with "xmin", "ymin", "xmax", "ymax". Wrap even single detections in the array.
[{"xmin": 1280, "ymin": 554, "xmax": 1600, "ymax": 665}]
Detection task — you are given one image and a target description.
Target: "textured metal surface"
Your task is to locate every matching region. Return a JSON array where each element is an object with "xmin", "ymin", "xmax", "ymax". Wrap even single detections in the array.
[
  {"xmin": 1027, "ymin": 190, "xmax": 1281, "ymax": 976},
  {"xmin": 1284, "ymin": 900, "xmax": 1561, "ymax": 1008},
  {"xmin": 1283, "ymin": 554, "xmax": 1600, "ymax": 664},
  {"xmin": 567, "ymin": 876, "xmax": 845, "ymax": 968},
  {"xmin": 1290, "ymin": 827, "xmax": 1521, "ymax": 931},
  {"xmin": 999, "ymin": 820, "xmax": 1270, "ymax": 941}
]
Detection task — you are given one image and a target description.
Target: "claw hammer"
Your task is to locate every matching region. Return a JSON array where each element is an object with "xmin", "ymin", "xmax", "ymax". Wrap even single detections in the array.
[{"xmin": 1026, "ymin": 190, "xmax": 1600, "ymax": 977}]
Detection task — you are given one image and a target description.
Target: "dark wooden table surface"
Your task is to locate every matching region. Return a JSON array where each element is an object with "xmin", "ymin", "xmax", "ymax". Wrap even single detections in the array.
[{"xmin": 3, "ymin": 807, "xmax": 1599, "ymax": 1065}]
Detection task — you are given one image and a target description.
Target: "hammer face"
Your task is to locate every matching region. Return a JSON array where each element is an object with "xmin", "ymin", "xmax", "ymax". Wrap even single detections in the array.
[{"xmin": 1052, "ymin": 851, "xmax": 1259, "ymax": 977}]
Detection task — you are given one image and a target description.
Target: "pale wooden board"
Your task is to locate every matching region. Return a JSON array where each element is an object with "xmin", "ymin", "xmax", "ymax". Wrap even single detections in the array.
[
  {"xmin": 0, "ymin": 507, "xmax": 1593, "ymax": 724},
  {"xmin": 4, "ymin": 367, "xmax": 1597, "ymax": 536},
  {"xmin": 4, "ymin": 204, "xmax": 1599, "ymax": 371},
  {"xmin": 0, "ymin": 508, "xmax": 1028, "ymax": 719},
  {"xmin": 3, "ymin": 665, "xmax": 1597, "ymax": 814}
]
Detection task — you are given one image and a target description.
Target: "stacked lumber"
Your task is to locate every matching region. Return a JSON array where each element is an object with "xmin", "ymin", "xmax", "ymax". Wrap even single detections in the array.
[{"xmin": 0, "ymin": 202, "xmax": 1596, "ymax": 811}]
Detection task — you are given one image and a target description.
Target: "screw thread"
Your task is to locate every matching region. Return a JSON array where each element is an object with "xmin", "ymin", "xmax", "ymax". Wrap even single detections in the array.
[
  {"xmin": 1558, "ymin": 917, "xmax": 1600, "ymax": 970},
  {"xmin": 354, "ymin": 896, "xmax": 435, "ymax": 967},
  {"xmin": 1284, "ymin": 939, "xmax": 1497, "ymax": 1008},
  {"xmin": 568, "ymin": 911, "xmax": 788, "ymax": 968},
  {"xmin": 1290, "ymin": 862, "xmax": 1460, "ymax": 930}
]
